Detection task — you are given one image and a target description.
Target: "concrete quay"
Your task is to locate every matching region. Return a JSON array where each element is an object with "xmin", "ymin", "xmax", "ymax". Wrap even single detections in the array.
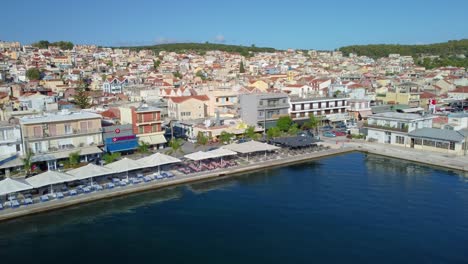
[
  {"xmin": 0, "ymin": 147, "xmax": 354, "ymax": 222},
  {"xmin": 321, "ymin": 138, "xmax": 468, "ymax": 173}
]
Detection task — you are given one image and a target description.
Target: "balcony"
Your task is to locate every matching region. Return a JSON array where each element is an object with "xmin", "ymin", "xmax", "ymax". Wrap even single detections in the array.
[
  {"xmin": 24, "ymin": 128, "xmax": 103, "ymax": 141},
  {"xmin": 364, "ymin": 122, "xmax": 408, "ymax": 132}
]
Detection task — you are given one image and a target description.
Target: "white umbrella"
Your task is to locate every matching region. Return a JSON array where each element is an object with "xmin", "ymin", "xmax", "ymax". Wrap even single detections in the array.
[
  {"xmin": 25, "ymin": 170, "xmax": 75, "ymax": 195},
  {"xmin": 138, "ymin": 153, "xmax": 181, "ymax": 175}
]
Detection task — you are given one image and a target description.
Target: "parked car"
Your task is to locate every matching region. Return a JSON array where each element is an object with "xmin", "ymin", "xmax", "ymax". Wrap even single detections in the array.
[
  {"xmin": 331, "ymin": 130, "xmax": 346, "ymax": 136},
  {"xmin": 335, "ymin": 123, "xmax": 347, "ymax": 129},
  {"xmin": 321, "ymin": 125, "xmax": 333, "ymax": 131},
  {"xmin": 322, "ymin": 131, "xmax": 336, "ymax": 137}
]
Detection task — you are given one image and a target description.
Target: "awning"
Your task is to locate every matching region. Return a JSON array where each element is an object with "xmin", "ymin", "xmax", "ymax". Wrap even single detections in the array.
[
  {"xmin": 106, "ymin": 140, "xmax": 139, "ymax": 153},
  {"xmin": 104, "ymin": 158, "xmax": 147, "ymax": 173},
  {"xmin": 0, "ymin": 177, "xmax": 33, "ymax": 196},
  {"xmin": 222, "ymin": 141, "xmax": 280, "ymax": 154},
  {"xmin": 25, "ymin": 170, "xmax": 75, "ymax": 188},
  {"xmin": 206, "ymin": 148, "xmax": 238, "ymax": 158},
  {"xmin": 358, "ymin": 110, "xmax": 373, "ymax": 118},
  {"xmin": 33, "ymin": 146, "xmax": 103, "ymax": 162},
  {"xmin": 138, "ymin": 153, "xmax": 181, "ymax": 167},
  {"xmin": 184, "ymin": 151, "xmax": 215, "ymax": 161},
  {"xmin": 138, "ymin": 134, "xmax": 167, "ymax": 145},
  {"xmin": 68, "ymin": 164, "xmax": 114, "ymax": 181}
]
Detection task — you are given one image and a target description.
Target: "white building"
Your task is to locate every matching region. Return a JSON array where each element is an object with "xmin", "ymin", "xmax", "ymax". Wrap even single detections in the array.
[{"xmin": 365, "ymin": 112, "xmax": 433, "ymax": 144}]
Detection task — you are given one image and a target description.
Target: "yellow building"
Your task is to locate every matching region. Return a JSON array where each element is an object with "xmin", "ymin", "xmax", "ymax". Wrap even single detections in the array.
[
  {"xmin": 168, "ymin": 95, "xmax": 209, "ymax": 121},
  {"xmin": 248, "ymin": 80, "xmax": 269, "ymax": 91},
  {"xmin": 382, "ymin": 82, "xmax": 421, "ymax": 107}
]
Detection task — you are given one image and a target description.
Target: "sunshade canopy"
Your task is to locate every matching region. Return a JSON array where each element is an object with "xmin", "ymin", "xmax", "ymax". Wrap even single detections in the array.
[
  {"xmin": 105, "ymin": 158, "xmax": 147, "ymax": 173},
  {"xmin": 138, "ymin": 153, "xmax": 181, "ymax": 167},
  {"xmin": 68, "ymin": 164, "xmax": 114, "ymax": 180},
  {"xmin": 222, "ymin": 141, "xmax": 280, "ymax": 154},
  {"xmin": 0, "ymin": 177, "xmax": 33, "ymax": 196},
  {"xmin": 25, "ymin": 170, "xmax": 75, "ymax": 188}
]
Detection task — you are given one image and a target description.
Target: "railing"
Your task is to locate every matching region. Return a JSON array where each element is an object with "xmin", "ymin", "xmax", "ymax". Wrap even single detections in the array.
[{"xmin": 25, "ymin": 128, "xmax": 102, "ymax": 141}]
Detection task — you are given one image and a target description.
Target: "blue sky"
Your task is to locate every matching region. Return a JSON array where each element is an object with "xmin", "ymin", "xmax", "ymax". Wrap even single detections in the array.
[{"xmin": 2, "ymin": 0, "xmax": 467, "ymax": 50}]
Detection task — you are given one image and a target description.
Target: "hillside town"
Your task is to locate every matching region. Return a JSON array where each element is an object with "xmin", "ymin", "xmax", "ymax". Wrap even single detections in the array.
[{"xmin": 0, "ymin": 40, "xmax": 467, "ymax": 179}]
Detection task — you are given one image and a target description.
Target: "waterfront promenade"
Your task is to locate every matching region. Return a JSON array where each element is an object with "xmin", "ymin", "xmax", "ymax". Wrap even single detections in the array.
[
  {"xmin": 321, "ymin": 138, "xmax": 468, "ymax": 173},
  {"xmin": 0, "ymin": 146, "xmax": 353, "ymax": 222}
]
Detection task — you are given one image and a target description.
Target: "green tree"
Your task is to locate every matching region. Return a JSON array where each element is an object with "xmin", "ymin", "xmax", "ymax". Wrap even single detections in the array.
[
  {"xmin": 68, "ymin": 151, "xmax": 81, "ymax": 168},
  {"xmin": 219, "ymin": 131, "xmax": 234, "ymax": 144},
  {"xmin": 106, "ymin": 60, "xmax": 113, "ymax": 67},
  {"xmin": 26, "ymin": 68, "xmax": 41, "ymax": 80},
  {"xmin": 103, "ymin": 152, "xmax": 121, "ymax": 164},
  {"xmin": 32, "ymin": 40, "xmax": 50, "ymax": 49},
  {"xmin": 266, "ymin": 126, "xmax": 281, "ymax": 139},
  {"xmin": 245, "ymin": 126, "xmax": 260, "ymax": 140},
  {"xmin": 302, "ymin": 114, "xmax": 321, "ymax": 134},
  {"xmin": 166, "ymin": 138, "xmax": 185, "ymax": 157},
  {"xmin": 22, "ymin": 150, "xmax": 34, "ymax": 176},
  {"xmin": 239, "ymin": 61, "xmax": 245, "ymax": 73},
  {"xmin": 173, "ymin": 71, "xmax": 182, "ymax": 79},
  {"xmin": 73, "ymin": 88, "xmax": 90, "ymax": 109},
  {"xmin": 276, "ymin": 116, "xmax": 293, "ymax": 132},
  {"xmin": 153, "ymin": 59, "xmax": 161, "ymax": 69},
  {"xmin": 137, "ymin": 141, "xmax": 151, "ymax": 154},
  {"xmin": 196, "ymin": 132, "xmax": 209, "ymax": 149},
  {"xmin": 196, "ymin": 70, "xmax": 207, "ymax": 80},
  {"xmin": 288, "ymin": 123, "xmax": 300, "ymax": 135}
]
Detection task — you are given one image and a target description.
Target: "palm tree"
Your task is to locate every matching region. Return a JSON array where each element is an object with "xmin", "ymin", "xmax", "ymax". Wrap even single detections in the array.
[
  {"xmin": 303, "ymin": 115, "xmax": 321, "ymax": 135},
  {"xmin": 137, "ymin": 141, "xmax": 151, "ymax": 154},
  {"xmin": 166, "ymin": 138, "xmax": 185, "ymax": 157},
  {"xmin": 22, "ymin": 150, "xmax": 34, "ymax": 176}
]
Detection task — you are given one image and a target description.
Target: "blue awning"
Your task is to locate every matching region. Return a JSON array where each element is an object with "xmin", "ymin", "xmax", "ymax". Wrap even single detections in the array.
[{"xmin": 105, "ymin": 140, "xmax": 139, "ymax": 153}]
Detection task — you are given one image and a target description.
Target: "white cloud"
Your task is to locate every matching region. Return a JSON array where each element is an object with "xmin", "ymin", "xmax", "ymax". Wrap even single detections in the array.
[{"xmin": 214, "ymin": 34, "xmax": 226, "ymax": 43}]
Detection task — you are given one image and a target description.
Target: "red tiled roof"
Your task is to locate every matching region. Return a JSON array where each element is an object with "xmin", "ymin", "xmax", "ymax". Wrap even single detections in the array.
[{"xmin": 169, "ymin": 95, "xmax": 209, "ymax": 103}]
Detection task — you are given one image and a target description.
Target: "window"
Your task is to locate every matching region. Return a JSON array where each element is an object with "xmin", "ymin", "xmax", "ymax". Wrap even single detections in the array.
[
  {"xmin": 33, "ymin": 126, "xmax": 42, "ymax": 138},
  {"xmin": 396, "ymin": 136, "xmax": 405, "ymax": 144},
  {"xmin": 49, "ymin": 124, "xmax": 56, "ymax": 136},
  {"xmin": 259, "ymin": 100, "xmax": 263, "ymax": 106},
  {"xmin": 139, "ymin": 126, "xmax": 144, "ymax": 134},
  {"xmin": 64, "ymin": 124, "xmax": 73, "ymax": 134},
  {"xmin": 449, "ymin": 141, "xmax": 455, "ymax": 150},
  {"xmin": 34, "ymin": 142, "xmax": 41, "ymax": 152},
  {"xmin": 414, "ymin": 138, "xmax": 422, "ymax": 145},
  {"xmin": 80, "ymin": 122, "xmax": 88, "ymax": 132}
]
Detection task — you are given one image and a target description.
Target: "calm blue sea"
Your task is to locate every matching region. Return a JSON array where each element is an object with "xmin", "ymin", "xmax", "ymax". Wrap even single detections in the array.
[{"xmin": 1, "ymin": 153, "xmax": 468, "ymax": 264}]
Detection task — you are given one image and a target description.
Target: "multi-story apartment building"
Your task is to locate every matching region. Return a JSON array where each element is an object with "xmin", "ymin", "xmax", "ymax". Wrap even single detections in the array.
[
  {"xmin": 239, "ymin": 93, "xmax": 290, "ymax": 128},
  {"xmin": 347, "ymin": 99, "xmax": 372, "ymax": 121},
  {"xmin": 0, "ymin": 121, "xmax": 23, "ymax": 172},
  {"xmin": 167, "ymin": 95, "xmax": 209, "ymax": 121},
  {"xmin": 206, "ymin": 90, "xmax": 238, "ymax": 117},
  {"xmin": 19, "ymin": 110, "xmax": 103, "ymax": 170},
  {"xmin": 383, "ymin": 82, "xmax": 421, "ymax": 107},
  {"xmin": 120, "ymin": 104, "xmax": 166, "ymax": 149},
  {"xmin": 365, "ymin": 112, "xmax": 433, "ymax": 145},
  {"xmin": 102, "ymin": 77, "xmax": 129, "ymax": 94},
  {"xmin": 289, "ymin": 96, "xmax": 349, "ymax": 123}
]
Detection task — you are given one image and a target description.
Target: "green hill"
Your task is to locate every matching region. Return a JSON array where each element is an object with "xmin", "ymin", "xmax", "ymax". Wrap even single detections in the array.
[
  {"xmin": 339, "ymin": 39, "xmax": 468, "ymax": 69},
  {"xmin": 121, "ymin": 42, "xmax": 277, "ymax": 57}
]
